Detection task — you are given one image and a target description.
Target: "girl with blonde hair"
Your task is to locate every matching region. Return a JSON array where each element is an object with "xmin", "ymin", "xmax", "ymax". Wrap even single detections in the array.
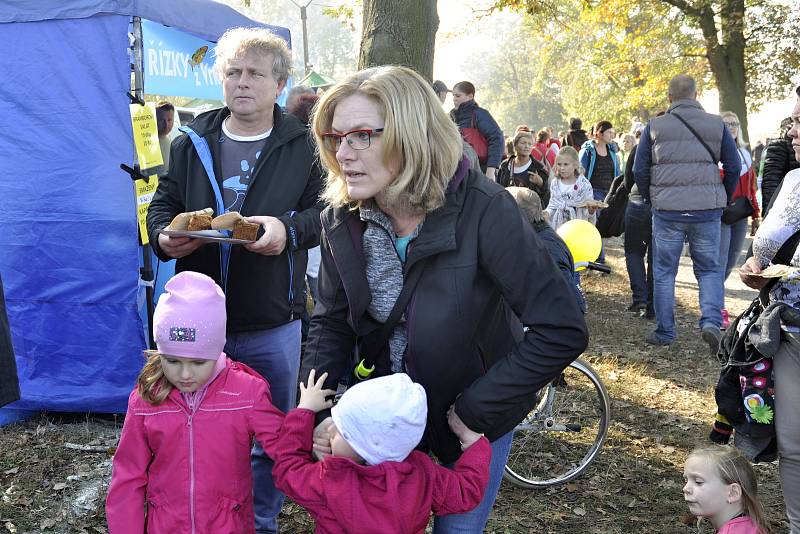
[
  {"xmin": 683, "ymin": 446, "xmax": 769, "ymax": 533},
  {"xmin": 106, "ymin": 272, "xmax": 284, "ymax": 533},
  {"xmin": 545, "ymin": 146, "xmax": 597, "ymax": 230}
]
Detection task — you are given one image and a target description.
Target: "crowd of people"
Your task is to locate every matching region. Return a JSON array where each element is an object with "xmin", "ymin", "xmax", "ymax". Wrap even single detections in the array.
[{"xmin": 99, "ymin": 25, "xmax": 800, "ymax": 534}]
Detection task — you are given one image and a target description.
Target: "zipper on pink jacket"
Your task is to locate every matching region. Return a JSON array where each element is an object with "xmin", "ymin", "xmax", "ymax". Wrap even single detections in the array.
[{"xmin": 182, "ymin": 393, "xmax": 201, "ymax": 534}]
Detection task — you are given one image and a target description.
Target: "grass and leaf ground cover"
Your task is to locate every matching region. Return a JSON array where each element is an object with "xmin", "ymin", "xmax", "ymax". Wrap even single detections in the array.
[{"xmin": 0, "ymin": 243, "xmax": 789, "ymax": 533}]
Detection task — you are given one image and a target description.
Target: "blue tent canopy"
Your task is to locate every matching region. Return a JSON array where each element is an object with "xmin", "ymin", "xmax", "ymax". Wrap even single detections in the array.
[{"xmin": 0, "ymin": 1, "xmax": 290, "ymax": 420}]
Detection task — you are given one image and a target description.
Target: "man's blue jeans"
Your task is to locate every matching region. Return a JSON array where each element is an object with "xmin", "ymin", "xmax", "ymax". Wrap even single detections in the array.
[
  {"xmin": 651, "ymin": 216, "xmax": 723, "ymax": 342},
  {"xmin": 433, "ymin": 431, "xmax": 513, "ymax": 533},
  {"xmin": 224, "ymin": 320, "xmax": 302, "ymax": 534},
  {"xmin": 624, "ymin": 201, "xmax": 654, "ymax": 313}
]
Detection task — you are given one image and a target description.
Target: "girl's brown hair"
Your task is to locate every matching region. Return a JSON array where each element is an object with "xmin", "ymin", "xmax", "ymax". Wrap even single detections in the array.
[
  {"xmin": 136, "ymin": 351, "xmax": 173, "ymax": 405},
  {"xmin": 688, "ymin": 446, "xmax": 770, "ymax": 533}
]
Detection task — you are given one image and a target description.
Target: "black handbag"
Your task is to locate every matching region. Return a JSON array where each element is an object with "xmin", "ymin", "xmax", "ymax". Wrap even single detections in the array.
[
  {"xmin": 595, "ymin": 174, "xmax": 628, "ymax": 237},
  {"xmin": 722, "ymin": 196, "xmax": 755, "ymax": 225}
]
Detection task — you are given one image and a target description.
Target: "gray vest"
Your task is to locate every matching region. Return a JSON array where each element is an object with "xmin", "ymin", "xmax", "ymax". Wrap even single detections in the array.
[{"xmin": 649, "ymin": 100, "xmax": 727, "ymax": 212}]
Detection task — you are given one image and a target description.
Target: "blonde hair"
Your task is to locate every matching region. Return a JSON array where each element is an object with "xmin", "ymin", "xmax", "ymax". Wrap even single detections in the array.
[
  {"xmin": 507, "ymin": 187, "xmax": 544, "ymax": 224},
  {"xmin": 687, "ymin": 446, "xmax": 770, "ymax": 534},
  {"xmin": 311, "ymin": 65, "xmax": 463, "ymax": 213},
  {"xmin": 513, "ymin": 131, "xmax": 534, "ymax": 152},
  {"xmin": 554, "ymin": 146, "xmax": 584, "ymax": 178},
  {"xmin": 214, "ymin": 27, "xmax": 292, "ymax": 84},
  {"xmin": 720, "ymin": 111, "xmax": 746, "ymax": 148},
  {"xmin": 136, "ymin": 351, "xmax": 173, "ymax": 405}
]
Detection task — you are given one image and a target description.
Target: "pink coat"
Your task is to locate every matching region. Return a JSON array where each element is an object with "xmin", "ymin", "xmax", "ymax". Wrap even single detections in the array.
[
  {"xmin": 105, "ymin": 358, "xmax": 284, "ymax": 534},
  {"xmin": 272, "ymin": 409, "xmax": 491, "ymax": 534},
  {"xmin": 716, "ymin": 516, "xmax": 763, "ymax": 534}
]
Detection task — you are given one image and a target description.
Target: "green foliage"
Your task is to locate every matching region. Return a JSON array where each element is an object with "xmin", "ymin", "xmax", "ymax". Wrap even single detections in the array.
[
  {"xmin": 491, "ymin": 0, "xmax": 799, "ymax": 129},
  {"xmin": 461, "ymin": 13, "xmax": 565, "ymax": 134}
]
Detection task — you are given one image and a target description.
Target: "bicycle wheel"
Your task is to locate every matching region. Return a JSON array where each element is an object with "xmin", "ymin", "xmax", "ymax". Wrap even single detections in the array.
[{"xmin": 503, "ymin": 358, "xmax": 611, "ymax": 488}]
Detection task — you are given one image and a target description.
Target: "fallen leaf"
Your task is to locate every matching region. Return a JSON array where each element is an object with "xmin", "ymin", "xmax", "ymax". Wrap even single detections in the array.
[
  {"xmin": 679, "ymin": 514, "xmax": 698, "ymax": 526},
  {"xmin": 53, "ymin": 482, "xmax": 67, "ymax": 490},
  {"xmin": 627, "ymin": 498, "xmax": 638, "ymax": 508},
  {"xmin": 3, "ymin": 467, "xmax": 18, "ymax": 475},
  {"xmin": 4, "ymin": 522, "xmax": 17, "ymax": 533},
  {"xmin": 573, "ymin": 506, "xmax": 586, "ymax": 516},
  {"xmin": 565, "ymin": 482, "xmax": 578, "ymax": 493},
  {"xmin": 40, "ymin": 518, "xmax": 56, "ymax": 529}
]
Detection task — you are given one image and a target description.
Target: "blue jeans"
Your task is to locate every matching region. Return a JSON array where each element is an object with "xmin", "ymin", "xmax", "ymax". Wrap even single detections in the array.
[
  {"xmin": 719, "ymin": 218, "xmax": 749, "ymax": 283},
  {"xmin": 624, "ymin": 201, "xmax": 654, "ymax": 313},
  {"xmin": 593, "ymin": 188, "xmax": 608, "ymax": 263},
  {"xmin": 651, "ymin": 216, "xmax": 723, "ymax": 342},
  {"xmin": 433, "ymin": 431, "xmax": 513, "ymax": 533},
  {"xmin": 224, "ymin": 320, "xmax": 302, "ymax": 534}
]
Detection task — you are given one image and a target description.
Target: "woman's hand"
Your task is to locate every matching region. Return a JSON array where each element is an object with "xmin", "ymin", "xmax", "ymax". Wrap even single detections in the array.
[
  {"xmin": 311, "ymin": 417, "xmax": 334, "ymax": 461},
  {"xmin": 527, "ymin": 171, "xmax": 543, "ymax": 188},
  {"xmin": 297, "ymin": 369, "xmax": 336, "ymax": 413},
  {"xmin": 447, "ymin": 405, "xmax": 483, "ymax": 450},
  {"xmin": 739, "ymin": 255, "xmax": 768, "ymax": 289}
]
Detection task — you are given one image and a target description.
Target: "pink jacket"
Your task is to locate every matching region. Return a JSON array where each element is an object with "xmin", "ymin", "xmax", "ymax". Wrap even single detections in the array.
[
  {"xmin": 272, "ymin": 409, "xmax": 491, "ymax": 534},
  {"xmin": 105, "ymin": 358, "xmax": 284, "ymax": 534},
  {"xmin": 717, "ymin": 516, "xmax": 763, "ymax": 534}
]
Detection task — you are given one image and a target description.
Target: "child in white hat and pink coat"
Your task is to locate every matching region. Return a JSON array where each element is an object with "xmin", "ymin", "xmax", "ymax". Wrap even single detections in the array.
[
  {"xmin": 106, "ymin": 271, "xmax": 284, "ymax": 533},
  {"xmin": 272, "ymin": 370, "xmax": 491, "ymax": 533}
]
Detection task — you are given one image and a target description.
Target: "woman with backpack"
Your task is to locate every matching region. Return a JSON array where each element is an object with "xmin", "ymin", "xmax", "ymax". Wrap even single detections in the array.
[{"xmin": 449, "ymin": 81, "xmax": 505, "ymax": 180}]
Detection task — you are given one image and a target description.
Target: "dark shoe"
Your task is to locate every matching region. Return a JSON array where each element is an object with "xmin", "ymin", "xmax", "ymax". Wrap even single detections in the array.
[
  {"xmin": 645, "ymin": 331, "xmax": 672, "ymax": 346},
  {"xmin": 627, "ymin": 303, "xmax": 646, "ymax": 313},
  {"xmin": 701, "ymin": 327, "xmax": 722, "ymax": 356},
  {"xmin": 641, "ymin": 309, "xmax": 655, "ymax": 320}
]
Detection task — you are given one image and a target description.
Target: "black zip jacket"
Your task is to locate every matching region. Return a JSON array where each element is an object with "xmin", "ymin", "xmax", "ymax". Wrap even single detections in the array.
[
  {"xmin": 761, "ymin": 136, "xmax": 798, "ymax": 217},
  {"xmin": 147, "ymin": 106, "xmax": 324, "ymax": 332},
  {"xmin": 303, "ymin": 162, "xmax": 589, "ymax": 463}
]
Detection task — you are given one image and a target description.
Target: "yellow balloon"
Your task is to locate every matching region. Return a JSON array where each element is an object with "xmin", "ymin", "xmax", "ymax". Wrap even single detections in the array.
[{"xmin": 556, "ymin": 219, "xmax": 602, "ymax": 270}]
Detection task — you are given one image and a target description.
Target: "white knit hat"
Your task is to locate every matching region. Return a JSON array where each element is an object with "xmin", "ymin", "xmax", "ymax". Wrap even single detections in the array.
[{"xmin": 331, "ymin": 374, "xmax": 427, "ymax": 465}]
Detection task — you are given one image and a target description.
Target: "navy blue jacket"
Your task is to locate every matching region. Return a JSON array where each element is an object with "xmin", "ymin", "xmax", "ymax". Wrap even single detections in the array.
[{"xmin": 450, "ymin": 100, "xmax": 505, "ymax": 168}]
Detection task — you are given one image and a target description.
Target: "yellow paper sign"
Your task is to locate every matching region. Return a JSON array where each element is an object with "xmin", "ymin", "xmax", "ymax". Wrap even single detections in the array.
[
  {"xmin": 130, "ymin": 103, "xmax": 163, "ymax": 172},
  {"xmin": 135, "ymin": 175, "xmax": 159, "ymax": 245}
]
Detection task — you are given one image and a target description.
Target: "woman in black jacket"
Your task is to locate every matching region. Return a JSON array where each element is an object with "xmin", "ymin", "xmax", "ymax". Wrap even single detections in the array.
[
  {"xmin": 302, "ymin": 66, "xmax": 588, "ymax": 532},
  {"xmin": 497, "ymin": 130, "xmax": 550, "ymax": 207}
]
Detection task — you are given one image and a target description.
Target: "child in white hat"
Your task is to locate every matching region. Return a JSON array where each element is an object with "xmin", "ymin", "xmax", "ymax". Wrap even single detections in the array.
[{"xmin": 272, "ymin": 370, "xmax": 490, "ymax": 533}]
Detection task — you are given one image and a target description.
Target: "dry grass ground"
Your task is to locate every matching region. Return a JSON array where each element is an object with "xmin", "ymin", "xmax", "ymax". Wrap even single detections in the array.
[{"xmin": 0, "ymin": 242, "xmax": 789, "ymax": 533}]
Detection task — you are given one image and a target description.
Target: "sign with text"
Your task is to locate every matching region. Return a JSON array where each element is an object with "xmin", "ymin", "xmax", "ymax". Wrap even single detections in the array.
[
  {"xmin": 143, "ymin": 20, "xmax": 222, "ymax": 100},
  {"xmin": 130, "ymin": 103, "xmax": 163, "ymax": 173},
  {"xmin": 135, "ymin": 176, "xmax": 159, "ymax": 245}
]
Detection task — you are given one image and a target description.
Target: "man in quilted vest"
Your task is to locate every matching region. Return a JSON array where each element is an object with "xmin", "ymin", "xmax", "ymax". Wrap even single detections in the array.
[{"xmin": 634, "ymin": 74, "xmax": 740, "ymax": 353}]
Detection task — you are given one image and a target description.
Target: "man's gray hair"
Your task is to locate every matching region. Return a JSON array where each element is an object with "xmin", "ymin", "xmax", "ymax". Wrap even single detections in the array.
[
  {"xmin": 668, "ymin": 74, "xmax": 697, "ymax": 101},
  {"xmin": 214, "ymin": 27, "xmax": 292, "ymax": 84}
]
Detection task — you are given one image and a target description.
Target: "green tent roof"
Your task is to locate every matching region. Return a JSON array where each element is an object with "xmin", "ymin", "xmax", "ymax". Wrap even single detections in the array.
[{"xmin": 297, "ymin": 70, "xmax": 336, "ymax": 88}]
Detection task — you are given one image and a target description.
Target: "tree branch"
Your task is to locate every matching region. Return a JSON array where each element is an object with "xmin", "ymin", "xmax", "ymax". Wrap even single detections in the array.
[{"xmin": 659, "ymin": 0, "xmax": 702, "ymax": 18}]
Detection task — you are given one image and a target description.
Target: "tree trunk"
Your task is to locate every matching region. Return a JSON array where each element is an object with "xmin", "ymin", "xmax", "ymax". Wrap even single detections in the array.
[
  {"xmin": 358, "ymin": 0, "xmax": 438, "ymax": 80},
  {"xmin": 675, "ymin": 0, "xmax": 749, "ymax": 143}
]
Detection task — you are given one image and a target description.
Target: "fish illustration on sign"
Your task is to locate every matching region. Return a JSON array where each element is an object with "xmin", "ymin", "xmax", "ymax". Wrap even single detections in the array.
[{"xmin": 188, "ymin": 45, "xmax": 209, "ymax": 71}]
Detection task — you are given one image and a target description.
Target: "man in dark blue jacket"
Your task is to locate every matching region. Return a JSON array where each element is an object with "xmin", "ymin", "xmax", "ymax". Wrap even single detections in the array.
[
  {"xmin": 450, "ymin": 81, "xmax": 505, "ymax": 180},
  {"xmin": 634, "ymin": 74, "xmax": 740, "ymax": 354}
]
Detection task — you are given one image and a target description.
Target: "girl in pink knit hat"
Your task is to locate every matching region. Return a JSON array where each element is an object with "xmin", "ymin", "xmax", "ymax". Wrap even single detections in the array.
[{"xmin": 106, "ymin": 271, "xmax": 284, "ymax": 534}]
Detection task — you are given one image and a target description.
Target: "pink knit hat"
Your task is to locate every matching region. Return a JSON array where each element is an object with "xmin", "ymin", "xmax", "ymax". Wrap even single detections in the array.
[{"xmin": 153, "ymin": 271, "xmax": 226, "ymax": 360}]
